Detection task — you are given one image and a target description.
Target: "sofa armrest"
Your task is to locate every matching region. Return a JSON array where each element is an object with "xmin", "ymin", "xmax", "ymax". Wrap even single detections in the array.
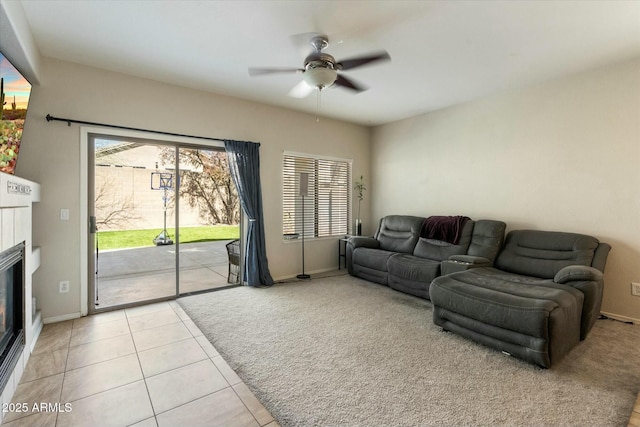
[
  {"xmin": 554, "ymin": 265, "xmax": 603, "ymax": 284},
  {"xmin": 441, "ymin": 255, "xmax": 492, "ymax": 275},
  {"xmin": 346, "ymin": 237, "xmax": 379, "ymax": 275},
  {"xmin": 348, "ymin": 236, "xmax": 380, "ymax": 250},
  {"xmin": 554, "ymin": 265, "xmax": 604, "ymax": 340}
]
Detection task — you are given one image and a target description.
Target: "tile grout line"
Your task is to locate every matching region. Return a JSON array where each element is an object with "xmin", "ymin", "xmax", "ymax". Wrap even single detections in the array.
[
  {"xmin": 64, "ymin": 334, "xmax": 135, "ymax": 372},
  {"xmin": 133, "ymin": 300, "xmax": 228, "ymax": 423},
  {"xmin": 8, "ymin": 326, "xmax": 71, "ymax": 426},
  {"xmin": 138, "ymin": 353, "xmax": 209, "ymax": 381},
  {"xmin": 54, "ymin": 324, "xmax": 74, "ymax": 427},
  {"xmin": 58, "ymin": 317, "xmax": 146, "ymax": 425},
  {"xmin": 145, "ymin": 303, "xmax": 241, "ymax": 421},
  {"xmin": 127, "ymin": 306, "xmax": 160, "ymax": 427},
  {"xmin": 230, "ymin": 383, "xmax": 267, "ymax": 427},
  {"xmin": 149, "ymin": 387, "xmax": 234, "ymax": 419},
  {"xmin": 174, "ymin": 302, "xmax": 274, "ymax": 427},
  {"xmin": 16, "ymin": 302, "xmax": 276, "ymax": 427},
  {"xmin": 143, "ymin": 303, "xmax": 213, "ymax": 422}
]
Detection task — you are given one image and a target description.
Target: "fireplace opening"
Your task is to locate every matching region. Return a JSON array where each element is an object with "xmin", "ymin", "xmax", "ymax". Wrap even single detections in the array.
[{"xmin": 0, "ymin": 242, "xmax": 24, "ymax": 393}]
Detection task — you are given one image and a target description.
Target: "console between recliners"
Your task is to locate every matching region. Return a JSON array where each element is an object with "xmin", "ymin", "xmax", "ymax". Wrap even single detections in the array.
[{"xmin": 346, "ymin": 215, "xmax": 506, "ymax": 299}]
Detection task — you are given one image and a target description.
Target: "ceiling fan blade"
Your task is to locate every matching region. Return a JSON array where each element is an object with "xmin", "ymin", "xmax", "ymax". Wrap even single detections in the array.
[
  {"xmin": 288, "ymin": 80, "xmax": 315, "ymax": 98},
  {"xmin": 248, "ymin": 67, "xmax": 303, "ymax": 76},
  {"xmin": 337, "ymin": 50, "xmax": 391, "ymax": 71},
  {"xmin": 333, "ymin": 74, "xmax": 367, "ymax": 93}
]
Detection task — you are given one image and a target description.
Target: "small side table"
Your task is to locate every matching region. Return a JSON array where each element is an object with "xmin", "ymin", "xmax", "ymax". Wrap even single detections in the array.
[{"xmin": 338, "ymin": 236, "xmax": 352, "ymax": 270}]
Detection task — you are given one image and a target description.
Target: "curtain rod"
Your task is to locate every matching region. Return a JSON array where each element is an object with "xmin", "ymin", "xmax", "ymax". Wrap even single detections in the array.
[{"xmin": 45, "ymin": 114, "xmax": 260, "ymax": 146}]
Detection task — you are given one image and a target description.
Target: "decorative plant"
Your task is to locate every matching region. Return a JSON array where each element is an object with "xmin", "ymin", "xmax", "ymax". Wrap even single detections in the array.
[{"xmin": 354, "ymin": 175, "xmax": 366, "ymax": 234}]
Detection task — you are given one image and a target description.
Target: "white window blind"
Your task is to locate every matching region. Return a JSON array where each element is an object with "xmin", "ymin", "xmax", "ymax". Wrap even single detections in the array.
[{"xmin": 283, "ymin": 153, "xmax": 352, "ymax": 239}]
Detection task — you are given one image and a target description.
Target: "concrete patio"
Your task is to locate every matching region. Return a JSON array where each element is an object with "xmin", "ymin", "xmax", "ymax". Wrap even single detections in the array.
[{"xmin": 95, "ymin": 240, "xmax": 237, "ymax": 308}]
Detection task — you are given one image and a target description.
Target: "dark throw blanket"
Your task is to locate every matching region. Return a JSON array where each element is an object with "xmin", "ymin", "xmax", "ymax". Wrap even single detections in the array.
[{"xmin": 421, "ymin": 215, "xmax": 470, "ymax": 245}]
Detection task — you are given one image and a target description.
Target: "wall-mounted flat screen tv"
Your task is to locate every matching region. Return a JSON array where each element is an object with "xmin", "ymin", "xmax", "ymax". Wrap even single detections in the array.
[{"xmin": 0, "ymin": 52, "xmax": 31, "ymax": 175}]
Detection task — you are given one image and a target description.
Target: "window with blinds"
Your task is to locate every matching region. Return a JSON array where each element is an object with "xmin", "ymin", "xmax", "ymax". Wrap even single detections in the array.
[{"xmin": 283, "ymin": 152, "xmax": 352, "ymax": 239}]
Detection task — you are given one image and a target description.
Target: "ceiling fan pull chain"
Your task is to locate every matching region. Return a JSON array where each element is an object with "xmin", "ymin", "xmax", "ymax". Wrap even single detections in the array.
[{"xmin": 316, "ymin": 88, "xmax": 321, "ymax": 122}]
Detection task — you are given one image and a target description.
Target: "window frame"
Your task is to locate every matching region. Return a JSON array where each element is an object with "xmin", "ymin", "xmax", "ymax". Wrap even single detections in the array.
[{"xmin": 282, "ymin": 151, "xmax": 353, "ymax": 241}]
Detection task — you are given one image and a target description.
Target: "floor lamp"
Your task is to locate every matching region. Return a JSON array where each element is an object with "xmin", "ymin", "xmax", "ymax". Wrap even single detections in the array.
[{"xmin": 297, "ymin": 172, "xmax": 311, "ymax": 279}]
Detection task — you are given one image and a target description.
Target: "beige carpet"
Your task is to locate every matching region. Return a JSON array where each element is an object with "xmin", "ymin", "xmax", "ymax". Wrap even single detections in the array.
[{"xmin": 178, "ymin": 274, "xmax": 640, "ymax": 426}]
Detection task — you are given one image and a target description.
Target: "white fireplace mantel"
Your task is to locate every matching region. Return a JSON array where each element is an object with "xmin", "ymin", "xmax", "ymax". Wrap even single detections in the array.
[{"xmin": 0, "ymin": 172, "xmax": 41, "ymax": 417}]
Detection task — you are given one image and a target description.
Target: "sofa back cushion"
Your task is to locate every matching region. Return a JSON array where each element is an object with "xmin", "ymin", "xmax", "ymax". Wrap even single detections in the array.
[
  {"xmin": 375, "ymin": 215, "xmax": 424, "ymax": 253},
  {"xmin": 495, "ymin": 230, "xmax": 599, "ymax": 279},
  {"xmin": 413, "ymin": 220, "xmax": 474, "ymax": 261},
  {"xmin": 467, "ymin": 220, "xmax": 507, "ymax": 262},
  {"xmin": 591, "ymin": 243, "xmax": 612, "ymax": 273}
]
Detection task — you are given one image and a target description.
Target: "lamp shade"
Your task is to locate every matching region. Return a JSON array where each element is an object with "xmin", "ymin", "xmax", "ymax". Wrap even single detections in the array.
[{"xmin": 303, "ymin": 67, "xmax": 337, "ymax": 89}]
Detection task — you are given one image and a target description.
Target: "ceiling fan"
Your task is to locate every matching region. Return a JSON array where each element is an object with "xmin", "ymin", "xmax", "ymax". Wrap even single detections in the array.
[{"xmin": 249, "ymin": 34, "xmax": 390, "ymax": 98}]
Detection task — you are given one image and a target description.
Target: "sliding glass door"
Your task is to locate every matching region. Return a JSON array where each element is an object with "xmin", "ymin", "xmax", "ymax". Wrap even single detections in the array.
[
  {"xmin": 87, "ymin": 134, "xmax": 240, "ymax": 313},
  {"xmin": 176, "ymin": 146, "xmax": 241, "ymax": 293}
]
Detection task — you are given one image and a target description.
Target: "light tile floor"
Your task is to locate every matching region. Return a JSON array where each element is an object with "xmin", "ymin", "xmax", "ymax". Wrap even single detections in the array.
[
  {"xmin": 630, "ymin": 393, "xmax": 640, "ymax": 427},
  {"xmin": 1, "ymin": 301, "xmax": 278, "ymax": 427}
]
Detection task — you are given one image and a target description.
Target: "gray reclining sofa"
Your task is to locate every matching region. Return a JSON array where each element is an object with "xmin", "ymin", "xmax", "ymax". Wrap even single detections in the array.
[
  {"xmin": 346, "ymin": 215, "xmax": 506, "ymax": 299},
  {"xmin": 430, "ymin": 230, "xmax": 611, "ymax": 368}
]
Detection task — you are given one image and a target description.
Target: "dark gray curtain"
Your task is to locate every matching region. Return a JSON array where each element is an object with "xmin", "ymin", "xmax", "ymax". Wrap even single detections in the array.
[{"xmin": 224, "ymin": 140, "xmax": 274, "ymax": 286}]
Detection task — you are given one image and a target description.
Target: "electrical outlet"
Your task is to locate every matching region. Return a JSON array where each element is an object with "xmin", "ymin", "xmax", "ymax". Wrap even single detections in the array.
[
  {"xmin": 59, "ymin": 281, "xmax": 70, "ymax": 293},
  {"xmin": 632, "ymin": 282, "xmax": 640, "ymax": 297}
]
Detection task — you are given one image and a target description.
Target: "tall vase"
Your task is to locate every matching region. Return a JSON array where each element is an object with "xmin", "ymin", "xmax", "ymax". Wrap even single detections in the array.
[{"xmin": 355, "ymin": 219, "xmax": 362, "ymax": 236}]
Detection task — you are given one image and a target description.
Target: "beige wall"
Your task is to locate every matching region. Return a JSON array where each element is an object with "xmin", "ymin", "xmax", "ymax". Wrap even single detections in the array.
[
  {"xmin": 16, "ymin": 57, "xmax": 370, "ymax": 321},
  {"xmin": 372, "ymin": 58, "xmax": 640, "ymax": 322},
  {"xmin": 6, "ymin": 0, "xmax": 636, "ymax": 322}
]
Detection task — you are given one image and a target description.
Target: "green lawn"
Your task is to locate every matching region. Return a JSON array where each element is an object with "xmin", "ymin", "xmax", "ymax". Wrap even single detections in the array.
[{"xmin": 97, "ymin": 225, "xmax": 239, "ymax": 250}]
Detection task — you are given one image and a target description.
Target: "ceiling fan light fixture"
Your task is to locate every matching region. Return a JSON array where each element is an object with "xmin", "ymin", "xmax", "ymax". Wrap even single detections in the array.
[
  {"xmin": 303, "ymin": 67, "xmax": 337, "ymax": 90},
  {"xmin": 249, "ymin": 33, "xmax": 389, "ymax": 97}
]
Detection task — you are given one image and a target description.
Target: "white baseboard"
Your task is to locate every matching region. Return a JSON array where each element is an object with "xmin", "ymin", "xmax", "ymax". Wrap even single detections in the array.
[
  {"xmin": 600, "ymin": 311, "xmax": 640, "ymax": 325},
  {"xmin": 30, "ymin": 312, "xmax": 43, "ymax": 353},
  {"xmin": 43, "ymin": 312, "xmax": 82, "ymax": 324}
]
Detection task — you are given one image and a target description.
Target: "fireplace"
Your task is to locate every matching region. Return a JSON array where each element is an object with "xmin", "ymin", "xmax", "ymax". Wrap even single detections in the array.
[
  {"xmin": 0, "ymin": 242, "xmax": 24, "ymax": 392},
  {"xmin": 0, "ymin": 173, "xmax": 40, "ymax": 414}
]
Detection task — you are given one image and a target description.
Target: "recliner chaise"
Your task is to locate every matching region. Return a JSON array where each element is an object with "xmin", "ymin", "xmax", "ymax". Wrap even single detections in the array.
[{"xmin": 430, "ymin": 229, "xmax": 611, "ymax": 368}]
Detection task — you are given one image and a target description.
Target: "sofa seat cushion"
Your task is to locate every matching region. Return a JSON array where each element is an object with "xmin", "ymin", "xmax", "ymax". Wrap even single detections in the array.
[
  {"xmin": 387, "ymin": 254, "xmax": 441, "ymax": 299},
  {"xmin": 351, "ymin": 247, "xmax": 398, "ymax": 285},
  {"xmin": 430, "ymin": 267, "xmax": 584, "ymax": 368},
  {"xmin": 353, "ymin": 247, "xmax": 396, "ymax": 272}
]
